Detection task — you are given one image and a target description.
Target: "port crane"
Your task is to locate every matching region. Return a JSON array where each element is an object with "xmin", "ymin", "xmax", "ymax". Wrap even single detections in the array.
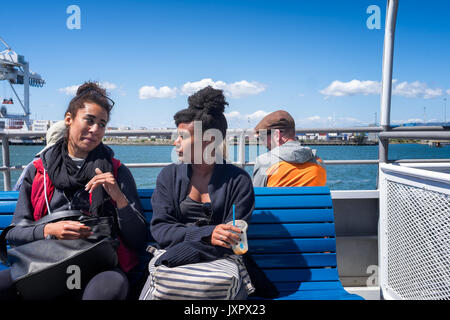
[{"xmin": 0, "ymin": 37, "xmax": 45, "ymax": 130}]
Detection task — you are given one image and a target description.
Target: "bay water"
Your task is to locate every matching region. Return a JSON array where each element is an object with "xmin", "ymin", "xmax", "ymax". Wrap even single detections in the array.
[{"xmin": 1, "ymin": 143, "xmax": 449, "ymax": 191}]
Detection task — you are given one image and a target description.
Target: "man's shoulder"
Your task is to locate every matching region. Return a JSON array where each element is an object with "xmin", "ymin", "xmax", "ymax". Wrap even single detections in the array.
[
  {"xmin": 255, "ymin": 150, "xmax": 273, "ymax": 165},
  {"xmin": 279, "ymin": 140, "xmax": 312, "ymax": 152}
]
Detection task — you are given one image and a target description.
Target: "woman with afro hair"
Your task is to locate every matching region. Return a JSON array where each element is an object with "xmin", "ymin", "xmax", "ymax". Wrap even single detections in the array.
[{"xmin": 140, "ymin": 86, "xmax": 255, "ymax": 300}]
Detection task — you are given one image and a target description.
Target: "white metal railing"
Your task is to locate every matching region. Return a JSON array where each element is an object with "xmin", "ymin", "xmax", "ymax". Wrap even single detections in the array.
[
  {"xmin": 379, "ymin": 163, "xmax": 450, "ymax": 300},
  {"xmin": 1, "ymin": 127, "xmax": 450, "ymax": 191}
]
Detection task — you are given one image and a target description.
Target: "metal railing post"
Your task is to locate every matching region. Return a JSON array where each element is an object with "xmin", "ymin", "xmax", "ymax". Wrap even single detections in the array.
[
  {"xmin": 378, "ymin": 0, "xmax": 399, "ymax": 166},
  {"xmin": 378, "ymin": 138, "xmax": 389, "ymax": 164},
  {"xmin": 380, "ymin": 0, "xmax": 398, "ymax": 129},
  {"xmin": 24, "ymin": 62, "xmax": 31, "ymax": 129},
  {"xmin": 1, "ymin": 136, "xmax": 11, "ymax": 191},
  {"xmin": 238, "ymin": 130, "xmax": 246, "ymax": 169},
  {"xmin": 379, "ymin": 0, "xmax": 399, "ymax": 300}
]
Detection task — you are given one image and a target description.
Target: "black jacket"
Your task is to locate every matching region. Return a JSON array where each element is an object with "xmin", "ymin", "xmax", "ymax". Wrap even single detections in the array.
[{"xmin": 7, "ymin": 157, "xmax": 148, "ymax": 252}]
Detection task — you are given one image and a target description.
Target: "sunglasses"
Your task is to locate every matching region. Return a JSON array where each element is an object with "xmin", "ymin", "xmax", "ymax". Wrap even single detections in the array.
[{"xmin": 70, "ymin": 88, "xmax": 115, "ymax": 111}]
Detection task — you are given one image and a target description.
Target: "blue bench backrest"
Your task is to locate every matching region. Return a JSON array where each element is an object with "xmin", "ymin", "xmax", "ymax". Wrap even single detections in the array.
[
  {"xmin": 251, "ymin": 187, "xmax": 348, "ymax": 299},
  {"xmin": 0, "ymin": 187, "xmax": 363, "ymax": 300}
]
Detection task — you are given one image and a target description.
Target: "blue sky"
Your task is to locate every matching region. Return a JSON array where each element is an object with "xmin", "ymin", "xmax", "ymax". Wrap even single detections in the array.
[{"xmin": 1, "ymin": 0, "xmax": 449, "ymax": 129}]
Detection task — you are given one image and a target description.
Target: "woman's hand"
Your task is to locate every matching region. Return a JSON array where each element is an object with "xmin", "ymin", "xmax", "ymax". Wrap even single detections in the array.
[
  {"xmin": 210, "ymin": 224, "xmax": 242, "ymax": 249},
  {"xmin": 44, "ymin": 221, "xmax": 92, "ymax": 240},
  {"xmin": 84, "ymin": 168, "xmax": 129, "ymax": 209}
]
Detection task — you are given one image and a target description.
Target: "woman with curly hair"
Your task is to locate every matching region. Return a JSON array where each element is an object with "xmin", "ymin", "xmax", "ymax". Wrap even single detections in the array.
[{"xmin": 0, "ymin": 82, "xmax": 147, "ymax": 300}]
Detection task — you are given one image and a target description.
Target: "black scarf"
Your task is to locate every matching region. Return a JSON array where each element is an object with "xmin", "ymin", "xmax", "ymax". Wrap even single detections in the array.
[{"xmin": 41, "ymin": 138, "xmax": 115, "ymax": 216}]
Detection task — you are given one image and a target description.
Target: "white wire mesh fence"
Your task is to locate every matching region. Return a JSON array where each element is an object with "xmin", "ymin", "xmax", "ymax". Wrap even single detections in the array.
[{"xmin": 380, "ymin": 164, "xmax": 450, "ymax": 300}]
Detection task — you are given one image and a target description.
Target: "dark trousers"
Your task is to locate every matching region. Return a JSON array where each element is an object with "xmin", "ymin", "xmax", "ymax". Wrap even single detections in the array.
[{"xmin": 0, "ymin": 268, "xmax": 129, "ymax": 300}]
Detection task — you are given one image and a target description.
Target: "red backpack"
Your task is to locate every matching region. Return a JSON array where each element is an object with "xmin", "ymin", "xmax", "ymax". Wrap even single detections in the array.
[{"xmin": 30, "ymin": 158, "xmax": 138, "ymax": 273}]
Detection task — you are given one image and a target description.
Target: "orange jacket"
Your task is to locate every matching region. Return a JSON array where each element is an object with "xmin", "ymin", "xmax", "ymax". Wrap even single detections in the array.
[{"xmin": 252, "ymin": 141, "xmax": 326, "ymax": 187}]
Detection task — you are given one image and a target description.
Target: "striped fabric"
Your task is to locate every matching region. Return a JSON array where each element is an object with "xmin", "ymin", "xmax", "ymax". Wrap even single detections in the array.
[{"xmin": 139, "ymin": 247, "xmax": 254, "ymax": 300}]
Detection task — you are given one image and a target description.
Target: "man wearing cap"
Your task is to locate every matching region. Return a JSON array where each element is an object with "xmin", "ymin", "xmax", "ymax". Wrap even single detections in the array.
[
  {"xmin": 253, "ymin": 110, "xmax": 326, "ymax": 187},
  {"xmin": 13, "ymin": 121, "xmax": 67, "ymax": 191}
]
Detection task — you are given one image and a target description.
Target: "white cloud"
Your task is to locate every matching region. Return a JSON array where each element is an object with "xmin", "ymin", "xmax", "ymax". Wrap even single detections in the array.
[
  {"xmin": 320, "ymin": 79, "xmax": 444, "ymax": 99},
  {"xmin": 59, "ymin": 82, "xmax": 119, "ymax": 96},
  {"xmin": 224, "ymin": 111, "xmax": 243, "ymax": 120},
  {"xmin": 392, "ymin": 81, "xmax": 442, "ymax": 99},
  {"xmin": 445, "ymin": 89, "xmax": 450, "ymax": 95},
  {"xmin": 319, "ymin": 80, "xmax": 381, "ymax": 97},
  {"xmin": 181, "ymin": 78, "xmax": 265, "ymax": 98},
  {"xmin": 181, "ymin": 78, "xmax": 223, "ymax": 96},
  {"xmin": 100, "ymin": 81, "xmax": 117, "ymax": 91},
  {"xmin": 225, "ymin": 110, "xmax": 268, "ymax": 122},
  {"xmin": 391, "ymin": 118, "xmax": 441, "ymax": 125},
  {"xmin": 138, "ymin": 78, "xmax": 265, "ymax": 100},
  {"xmin": 58, "ymin": 85, "xmax": 79, "ymax": 96},
  {"xmin": 139, "ymin": 86, "xmax": 177, "ymax": 99},
  {"xmin": 247, "ymin": 110, "xmax": 269, "ymax": 120},
  {"xmin": 225, "ymin": 80, "xmax": 266, "ymax": 98}
]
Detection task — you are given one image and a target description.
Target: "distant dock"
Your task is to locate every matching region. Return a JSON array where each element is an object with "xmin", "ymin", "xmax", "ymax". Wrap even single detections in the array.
[{"xmin": 228, "ymin": 140, "xmax": 379, "ymax": 146}]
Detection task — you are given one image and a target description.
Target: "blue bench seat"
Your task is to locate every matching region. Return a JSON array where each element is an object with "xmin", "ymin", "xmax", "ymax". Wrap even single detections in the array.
[
  {"xmin": 248, "ymin": 187, "xmax": 362, "ymax": 300},
  {"xmin": 0, "ymin": 186, "xmax": 363, "ymax": 300}
]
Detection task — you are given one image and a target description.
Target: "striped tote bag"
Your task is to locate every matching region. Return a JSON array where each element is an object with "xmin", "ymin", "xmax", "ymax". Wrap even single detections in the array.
[{"xmin": 139, "ymin": 247, "xmax": 254, "ymax": 300}]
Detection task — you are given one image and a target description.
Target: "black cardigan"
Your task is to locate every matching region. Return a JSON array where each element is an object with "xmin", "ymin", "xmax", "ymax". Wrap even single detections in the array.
[{"xmin": 150, "ymin": 162, "xmax": 255, "ymax": 267}]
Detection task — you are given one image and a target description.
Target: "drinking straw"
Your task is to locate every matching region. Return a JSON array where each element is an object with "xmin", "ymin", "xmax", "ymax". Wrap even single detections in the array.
[
  {"xmin": 233, "ymin": 204, "xmax": 244, "ymax": 249},
  {"xmin": 233, "ymin": 204, "xmax": 235, "ymax": 226}
]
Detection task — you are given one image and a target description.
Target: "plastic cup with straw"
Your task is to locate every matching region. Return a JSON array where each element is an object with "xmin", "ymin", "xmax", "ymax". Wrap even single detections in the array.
[{"xmin": 227, "ymin": 204, "xmax": 248, "ymax": 255}]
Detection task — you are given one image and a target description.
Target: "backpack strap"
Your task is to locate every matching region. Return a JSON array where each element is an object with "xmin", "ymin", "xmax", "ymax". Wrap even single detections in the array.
[
  {"xmin": 31, "ymin": 159, "xmax": 55, "ymax": 221},
  {"xmin": 110, "ymin": 158, "xmax": 138, "ymax": 272}
]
